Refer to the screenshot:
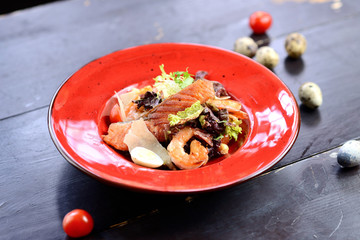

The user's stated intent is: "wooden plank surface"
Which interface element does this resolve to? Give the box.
[1,0,359,118]
[1,0,360,239]
[1,0,360,166]
[273,12,360,166]
[1,107,359,239]
[101,147,360,240]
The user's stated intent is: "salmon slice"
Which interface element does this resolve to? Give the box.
[102,121,132,151]
[143,79,215,142]
[102,79,215,151]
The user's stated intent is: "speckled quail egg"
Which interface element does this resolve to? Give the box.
[255,46,279,69]
[234,37,258,58]
[298,82,322,109]
[337,140,360,168]
[285,33,307,58]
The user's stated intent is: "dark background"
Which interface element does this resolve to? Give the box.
[0,0,61,14]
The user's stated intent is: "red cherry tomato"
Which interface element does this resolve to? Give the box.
[63,209,94,238]
[249,11,272,34]
[110,104,122,123]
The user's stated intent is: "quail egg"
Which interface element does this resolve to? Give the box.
[130,147,164,168]
[337,140,360,168]
[298,82,322,109]
[255,46,279,69]
[285,33,307,58]
[234,37,258,58]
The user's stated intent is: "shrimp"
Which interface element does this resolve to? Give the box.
[167,127,210,170]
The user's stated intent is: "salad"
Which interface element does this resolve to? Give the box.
[102,65,248,170]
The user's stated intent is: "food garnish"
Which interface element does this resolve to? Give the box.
[168,101,204,126]
[133,91,162,110]
[224,116,243,141]
[130,147,164,168]
[153,64,194,98]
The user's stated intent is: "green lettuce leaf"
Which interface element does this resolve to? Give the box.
[168,101,204,126]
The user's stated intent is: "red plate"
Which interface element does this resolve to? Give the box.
[48,43,300,193]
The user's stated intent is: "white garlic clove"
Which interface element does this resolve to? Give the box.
[298,82,323,109]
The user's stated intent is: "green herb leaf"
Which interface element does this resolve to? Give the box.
[173,69,194,89]
[214,134,224,141]
[153,65,194,98]
[225,118,242,141]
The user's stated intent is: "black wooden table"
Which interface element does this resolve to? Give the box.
[1,0,360,239]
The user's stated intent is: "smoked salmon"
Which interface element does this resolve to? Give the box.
[102,121,132,151]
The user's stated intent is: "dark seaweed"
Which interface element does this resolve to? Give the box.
[200,106,226,135]
[217,109,229,122]
[133,91,162,110]
[200,106,231,158]
[213,81,229,97]
[208,138,222,159]
[195,70,209,80]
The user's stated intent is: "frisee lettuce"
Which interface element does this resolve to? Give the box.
[153,64,194,99]
[225,117,242,141]
[214,117,242,141]
[153,80,180,99]
[173,70,194,89]
[168,101,204,126]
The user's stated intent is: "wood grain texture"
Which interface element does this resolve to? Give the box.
[271,12,360,167]
[1,0,360,239]
[1,0,359,168]
[1,0,359,119]
[100,147,360,240]
[1,107,359,239]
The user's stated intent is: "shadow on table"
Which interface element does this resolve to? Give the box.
[56,163,239,236]
[336,165,360,178]
[249,33,271,48]
[55,159,318,239]
[284,57,305,76]
[299,104,322,127]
